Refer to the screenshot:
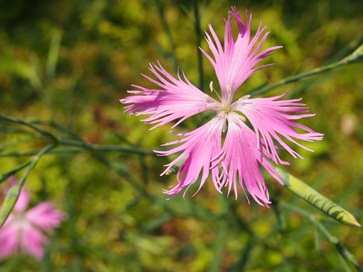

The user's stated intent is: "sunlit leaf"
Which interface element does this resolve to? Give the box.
[0,183,21,227]
[277,168,361,227]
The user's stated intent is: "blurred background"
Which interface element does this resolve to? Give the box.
[0,0,362,271]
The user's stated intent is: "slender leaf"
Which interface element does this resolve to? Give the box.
[0,144,55,227]
[277,168,360,227]
[0,184,21,226]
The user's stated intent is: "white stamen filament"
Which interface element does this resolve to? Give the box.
[209,81,223,101]
[207,82,248,131]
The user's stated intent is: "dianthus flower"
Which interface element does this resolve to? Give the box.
[0,178,67,260]
[120,7,323,206]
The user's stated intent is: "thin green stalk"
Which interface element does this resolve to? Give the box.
[46,30,62,81]
[0,144,153,157]
[250,44,363,96]
[32,119,153,154]
[0,149,82,157]
[193,0,204,90]
[71,142,148,195]
[154,0,179,69]
[0,115,153,156]
[0,136,36,149]
[280,201,362,272]
[58,139,153,155]
[228,199,255,236]
[209,224,226,272]
[328,36,363,63]
[0,114,58,143]
[0,161,32,183]
[230,239,254,272]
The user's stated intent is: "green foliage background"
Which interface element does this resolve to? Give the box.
[0,0,362,271]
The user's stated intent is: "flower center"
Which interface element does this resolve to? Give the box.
[206,82,250,129]
[208,81,232,113]
[9,211,31,232]
[220,104,231,114]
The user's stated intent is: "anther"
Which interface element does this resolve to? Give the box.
[209,81,215,93]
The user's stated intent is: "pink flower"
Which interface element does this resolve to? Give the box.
[0,178,67,260]
[120,7,323,206]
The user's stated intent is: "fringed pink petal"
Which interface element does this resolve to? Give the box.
[201,6,282,101]
[120,62,217,129]
[20,225,47,260]
[0,181,66,260]
[234,93,324,164]
[156,116,225,198]
[26,202,67,233]
[218,112,283,206]
[0,223,19,259]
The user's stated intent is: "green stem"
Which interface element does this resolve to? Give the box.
[0,149,82,157]
[193,0,204,90]
[0,144,153,157]
[1,114,153,156]
[0,114,58,143]
[250,44,363,96]
[0,161,32,183]
[280,201,362,272]
[46,30,62,81]
[58,139,153,155]
[154,0,178,69]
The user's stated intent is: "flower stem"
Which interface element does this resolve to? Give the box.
[250,44,363,96]
[279,201,362,271]
[193,0,204,90]
[0,114,58,143]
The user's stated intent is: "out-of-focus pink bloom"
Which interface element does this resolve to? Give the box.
[120,7,323,206]
[0,178,67,260]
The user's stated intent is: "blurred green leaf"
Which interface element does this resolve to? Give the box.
[46,30,62,81]
[0,144,55,227]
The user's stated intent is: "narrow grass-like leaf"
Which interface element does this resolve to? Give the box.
[209,224,226,272]
[0,161,31,184]
[277,168,360,227]
[0,144,55,227]
[343,44,363,64]
[164,156,187,176]
[0,114,58,142]
[0,183,22,227]
[230,238,254,272]
[46,30,62,81]
[250,42,363,96]
[271,201,286,233]
[280,201,362,271]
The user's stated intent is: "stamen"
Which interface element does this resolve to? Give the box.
[209,81,223,101]
[230,94,251,113]
[238,95,251,103]
[207,102,220,109]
